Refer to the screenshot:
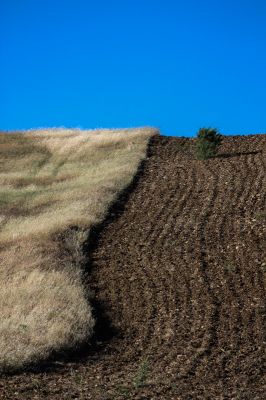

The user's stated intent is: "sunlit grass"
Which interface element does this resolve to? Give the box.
[0,127,157,371]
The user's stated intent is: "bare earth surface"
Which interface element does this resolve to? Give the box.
[1,135,266,399]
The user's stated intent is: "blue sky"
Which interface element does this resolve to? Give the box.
[1,0,266,136]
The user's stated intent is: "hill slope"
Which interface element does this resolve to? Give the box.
[1,134,265,399]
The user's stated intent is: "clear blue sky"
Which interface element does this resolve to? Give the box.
[1,0,265,136]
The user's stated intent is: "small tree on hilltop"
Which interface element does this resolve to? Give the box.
[195,127,222,160]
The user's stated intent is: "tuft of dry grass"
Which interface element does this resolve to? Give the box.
[0,127,157,372]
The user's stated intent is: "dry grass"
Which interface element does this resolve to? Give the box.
[0,127,157,372]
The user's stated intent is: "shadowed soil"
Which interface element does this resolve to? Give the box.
[0,134,266,399]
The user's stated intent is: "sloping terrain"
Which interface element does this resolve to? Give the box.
[0,127,155,372]
[0,134,265,399]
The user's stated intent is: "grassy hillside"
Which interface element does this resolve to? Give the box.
[0,127,157,371]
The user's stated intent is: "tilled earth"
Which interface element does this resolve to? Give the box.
[1,135,266,399]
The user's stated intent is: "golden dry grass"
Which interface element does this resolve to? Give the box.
[0,127,157,371]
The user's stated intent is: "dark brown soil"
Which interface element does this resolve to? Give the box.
[1,134,266,399]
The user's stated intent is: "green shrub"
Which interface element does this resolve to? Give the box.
[133,358,149,388]
[195,127,222,160]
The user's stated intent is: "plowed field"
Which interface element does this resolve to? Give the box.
[1,134,265,399]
